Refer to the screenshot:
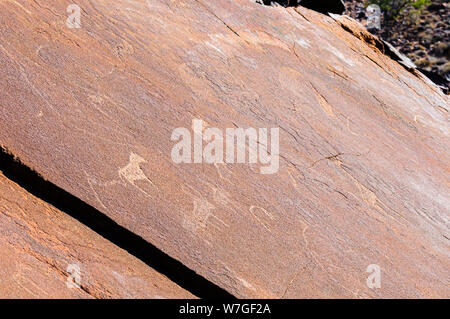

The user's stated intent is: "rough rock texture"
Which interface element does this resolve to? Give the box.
[0,172,194,298]
[0,0,449,298]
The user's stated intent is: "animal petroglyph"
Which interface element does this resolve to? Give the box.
[118,152,159,196]
[85,152,158,208]
[119,153,148,184]
[181,185,229,234]
[183,197,229,233]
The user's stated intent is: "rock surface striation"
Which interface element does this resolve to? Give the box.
[0,0,448,298]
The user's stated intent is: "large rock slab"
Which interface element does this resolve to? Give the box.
[0,172,194,298]
[0,0,448,297]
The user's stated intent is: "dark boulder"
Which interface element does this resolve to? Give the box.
[260,0,345,14]
[300,0,345,14]
[427,3,446,12]
[418,68,450,93]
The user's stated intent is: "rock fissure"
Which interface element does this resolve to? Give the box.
[0,146,234,299]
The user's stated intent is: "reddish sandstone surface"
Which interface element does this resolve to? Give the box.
[0,0,448,298]
[0,172,194,298]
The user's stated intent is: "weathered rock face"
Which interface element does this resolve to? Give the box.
[0,172,194,298]
[0,0,448,298]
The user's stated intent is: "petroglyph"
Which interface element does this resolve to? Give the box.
[85,152,159,206]
[184,198,214,232]
[181,185,229,234]
[213,162,234,182]
[212,187,231,206]
[119,153,147,184]
[119,153,157,190]
[86,175,109,210]
[249,205,275,232]
[183,197,229,233]
[332,161,408,226]
[84,169,126,210]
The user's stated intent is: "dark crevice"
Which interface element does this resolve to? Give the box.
[298,0,345,14]
[259,0,345,14]
[0,146,235,299]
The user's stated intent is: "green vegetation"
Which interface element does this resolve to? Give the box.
[366,0,431,21]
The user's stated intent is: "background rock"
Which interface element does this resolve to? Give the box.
[344,0,449,87]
